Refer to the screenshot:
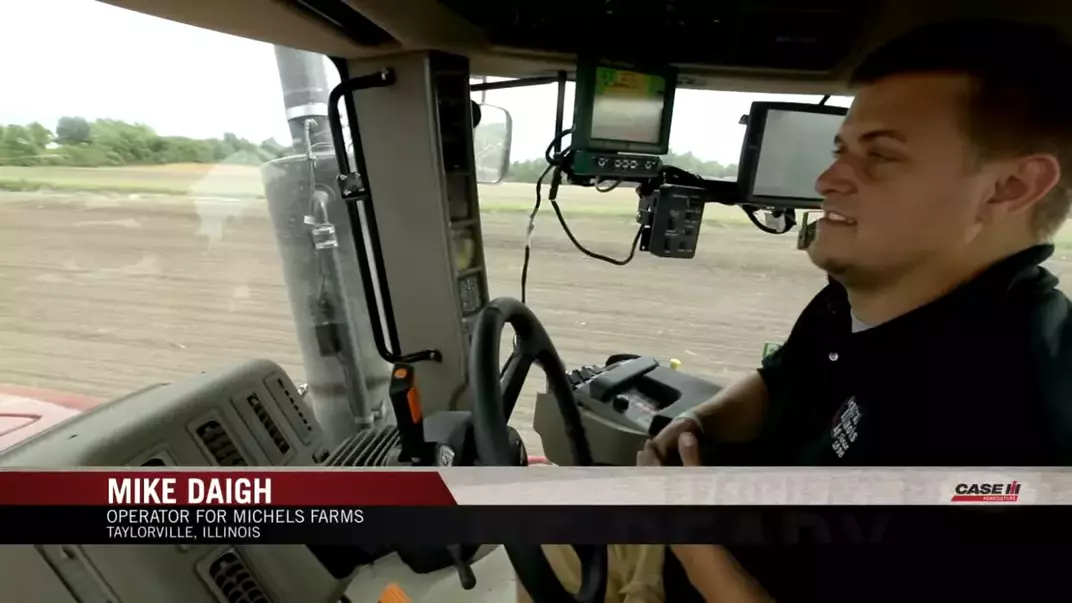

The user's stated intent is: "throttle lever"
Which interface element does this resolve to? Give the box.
[388,364,428,464]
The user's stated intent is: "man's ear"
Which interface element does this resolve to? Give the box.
[981,154,1061,222]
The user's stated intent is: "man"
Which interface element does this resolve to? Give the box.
[522,19,1072,603]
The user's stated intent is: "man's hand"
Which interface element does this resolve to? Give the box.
[642,415,705,466]
[645,371,770,464]
[638,432,773,603]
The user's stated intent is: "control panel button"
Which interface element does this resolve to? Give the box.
[612,395,630,411]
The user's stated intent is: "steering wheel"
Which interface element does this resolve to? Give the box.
[469,297,608,603]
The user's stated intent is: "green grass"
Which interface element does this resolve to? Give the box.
[0,178,266,198]
[0,165,264,197]
[3,164,1072,246]
[0,164,753,224]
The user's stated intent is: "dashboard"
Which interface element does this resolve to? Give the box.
[0,360,349,603]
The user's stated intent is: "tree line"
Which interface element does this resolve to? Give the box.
[0,116,737,182]
[0,117,288,167]
[505,151,738,184]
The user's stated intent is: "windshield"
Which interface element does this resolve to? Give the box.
[3,1,1072,456]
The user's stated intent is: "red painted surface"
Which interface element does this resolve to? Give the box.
[0,385,103,452]
[0,384,101,411]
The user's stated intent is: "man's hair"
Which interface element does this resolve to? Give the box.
[851,20,1072,239]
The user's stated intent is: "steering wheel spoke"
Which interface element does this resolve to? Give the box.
[500,352,533,420]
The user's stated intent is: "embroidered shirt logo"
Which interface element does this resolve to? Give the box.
[831,396,862,458]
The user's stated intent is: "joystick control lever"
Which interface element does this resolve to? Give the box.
[388,364,428,464]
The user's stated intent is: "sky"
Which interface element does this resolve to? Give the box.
[1,0,852,164]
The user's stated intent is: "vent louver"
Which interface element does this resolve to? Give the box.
[245,393,290,455]
[325,426,400,467]
[195,421,247,467]
[274,377,314,442]
[208,550,271,603]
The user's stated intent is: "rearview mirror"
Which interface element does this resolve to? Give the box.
[474,104,512,184]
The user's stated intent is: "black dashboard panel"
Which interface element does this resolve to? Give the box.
[439,0,875,71]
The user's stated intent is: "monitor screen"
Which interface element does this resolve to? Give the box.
[589,66,669,147]
[751,109,846,200]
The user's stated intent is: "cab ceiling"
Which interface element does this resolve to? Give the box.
[102,0,1070,94]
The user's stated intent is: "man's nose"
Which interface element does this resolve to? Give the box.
[815,158,855,198]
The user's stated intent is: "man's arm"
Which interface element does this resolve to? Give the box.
[670,545,773,603]
[648,368,775,462]
[687,293,816,446]
[691,370,771,443]
[644,434,773,603]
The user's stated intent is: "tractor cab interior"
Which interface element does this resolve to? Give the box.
[1,1,1068,602]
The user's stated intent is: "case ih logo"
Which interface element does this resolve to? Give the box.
[951,481,1022,502]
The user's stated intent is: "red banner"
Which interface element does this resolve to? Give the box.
[0,470,456,506]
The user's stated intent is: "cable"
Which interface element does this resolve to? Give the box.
[519,127,575,307]
[503,162,554,379]
[549,198,644,265]
[594,178,621,192]
[545,128,574,165]
[521,163,555,305]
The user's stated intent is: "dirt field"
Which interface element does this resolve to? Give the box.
[3,179,1072,453]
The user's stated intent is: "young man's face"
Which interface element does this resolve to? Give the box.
[808,73,997,288]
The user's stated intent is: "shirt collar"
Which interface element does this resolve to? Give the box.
[827,244,1057,333]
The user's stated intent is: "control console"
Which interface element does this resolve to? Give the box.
[638,184,707,258]
[535,355,722,466]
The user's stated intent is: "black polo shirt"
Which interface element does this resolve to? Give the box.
[664,244,1072,602]
[752,242,1072,466]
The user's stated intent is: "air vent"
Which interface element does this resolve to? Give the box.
[265,375,315,445]
[245,393,290,455]
[195,421,247,467]
[325,426,400,467]
[208,550,271,603]
[130,448,177,467]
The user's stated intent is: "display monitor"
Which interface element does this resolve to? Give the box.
[737,102,848,209]
[572,60,676,155]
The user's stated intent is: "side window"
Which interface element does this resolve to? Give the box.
[0,1,336,402]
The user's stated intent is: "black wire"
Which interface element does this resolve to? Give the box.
[520,126,570,306]
[521,163,555,306]
[545,128,574,165]
[504,162,555,379]
[594,178,621,192]
[549,197,644,265]
[506,127,643,378]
